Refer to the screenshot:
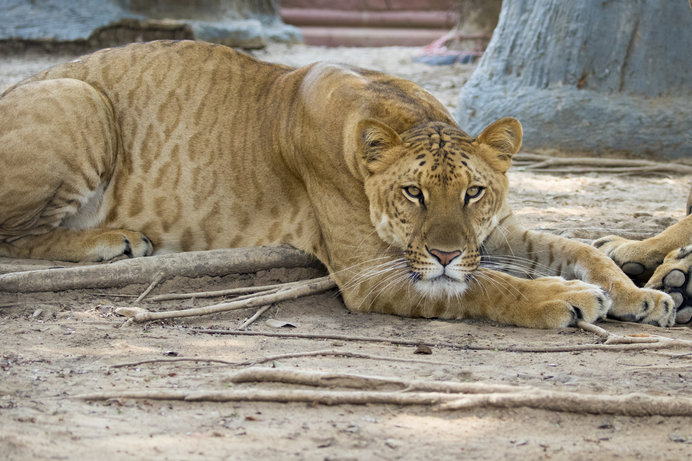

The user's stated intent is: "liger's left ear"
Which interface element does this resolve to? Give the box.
[476,117,522,173]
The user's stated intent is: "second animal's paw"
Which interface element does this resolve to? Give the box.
[645,245,692,325]
[593,235,666,285]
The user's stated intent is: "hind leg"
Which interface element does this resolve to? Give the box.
[594,184,692,325]
[593,214,692,286]
[0,78,153,262]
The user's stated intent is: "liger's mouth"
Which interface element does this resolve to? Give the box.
[411,272,470,298]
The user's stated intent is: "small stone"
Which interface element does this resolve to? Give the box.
[385,438,402,449]
[414,344,433,355]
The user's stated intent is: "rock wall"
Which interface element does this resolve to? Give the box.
[1,0,302,52]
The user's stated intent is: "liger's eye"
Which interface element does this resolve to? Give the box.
[403,185,424,202]
[465,186,485,202]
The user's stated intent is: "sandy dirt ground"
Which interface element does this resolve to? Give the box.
[1,44,691,460]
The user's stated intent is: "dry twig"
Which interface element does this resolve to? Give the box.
[238,304,274,330]
[191,323,692,353]
[119,276,336,323]
[147,279,310,302]
[110,349,463,369]
[135,272,164,302]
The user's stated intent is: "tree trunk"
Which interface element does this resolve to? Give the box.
[456,0,692,159]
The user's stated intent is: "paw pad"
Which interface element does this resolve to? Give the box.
[658,268,692,325]
[622,262,646,277]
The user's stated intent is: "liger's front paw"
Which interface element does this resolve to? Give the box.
[645,245,692,325]
[529,278,610,328]
[593,235,665,285]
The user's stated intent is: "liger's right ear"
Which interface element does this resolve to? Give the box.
[356,119,403,174]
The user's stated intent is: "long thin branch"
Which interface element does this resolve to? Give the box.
[78,368,692,416]
[110,349,464,369]
[0,246,322,292]
[225,368,523,394]
[148,280,300,302]
[191,325,692,353]
[515,152,692,170]
[78,388,692,416]
[438,390,692,415]
[78,388,457,406]
[513,152,692,175]
[121,276,336,323]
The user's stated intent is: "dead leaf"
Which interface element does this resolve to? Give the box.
[265,319,297,328]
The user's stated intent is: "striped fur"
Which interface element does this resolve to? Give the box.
[0,41,675,327]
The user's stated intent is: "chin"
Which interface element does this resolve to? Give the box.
[413,275,468,299]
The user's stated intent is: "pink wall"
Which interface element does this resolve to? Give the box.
[280,0,460,46]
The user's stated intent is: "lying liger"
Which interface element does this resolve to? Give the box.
[0,41,676,328]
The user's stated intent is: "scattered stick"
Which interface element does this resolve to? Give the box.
[110,349,464,370]
[238,304,274,330]
[110,357,240,368]
[147,279,310,302]
[78,368,692,416]
[513,152,692,175]
[238,349,461,367]
[575,320,611,340]
[576,320,687,346]
[120,276,336,323]
[191,324,692,353]
[135,272,164,302]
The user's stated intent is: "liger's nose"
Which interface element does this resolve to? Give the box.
[428,248,462,267]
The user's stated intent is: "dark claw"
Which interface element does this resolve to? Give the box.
[571,305,584,321]
[593,238,612,249]
[123,238,133,258]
